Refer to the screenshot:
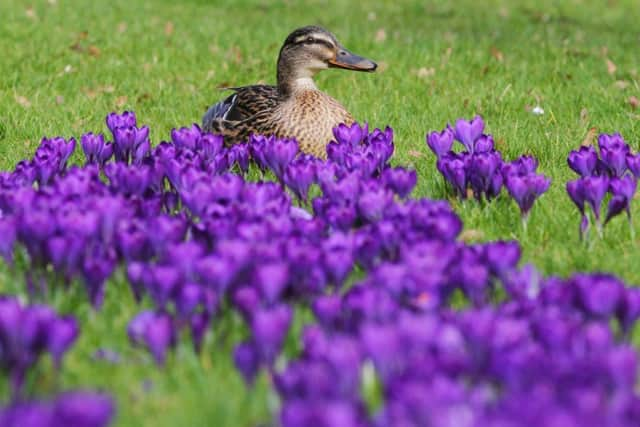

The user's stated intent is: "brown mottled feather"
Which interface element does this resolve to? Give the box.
[224,85,278,121]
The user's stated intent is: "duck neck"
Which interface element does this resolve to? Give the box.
[277,61,318,98]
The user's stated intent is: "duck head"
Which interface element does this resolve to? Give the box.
[277,26,377,96]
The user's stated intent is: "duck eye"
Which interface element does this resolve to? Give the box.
[305,37,315,44]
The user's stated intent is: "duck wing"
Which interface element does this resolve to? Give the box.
[202,85,278,126]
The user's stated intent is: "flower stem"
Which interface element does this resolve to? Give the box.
[595,219,603,239]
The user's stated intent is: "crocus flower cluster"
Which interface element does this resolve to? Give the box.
[274,263,640,427]
[0,297,114,426]
[2,112,640,427]
[0,296,78,396]
[0,391,114,427]
[566,133,638,238]
[427,116,550,221]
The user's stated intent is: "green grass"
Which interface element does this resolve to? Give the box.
[1,0,640,425]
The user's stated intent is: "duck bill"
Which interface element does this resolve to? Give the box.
[328,47,377,72]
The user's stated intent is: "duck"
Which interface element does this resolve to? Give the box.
[202,26,377,158]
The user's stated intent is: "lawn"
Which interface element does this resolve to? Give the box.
[1,0,640,425]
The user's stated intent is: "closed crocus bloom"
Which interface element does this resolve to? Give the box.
[311,295,343,329]
[597,132,625,151]
[229,143,250,173]
[199,133,224,161]
[322,232,355,286]
[567,146,598,177]
[255,261,290,304]
[617,288,640,334]
[566,178,590,237]
[189,311,210,353]
[505,173,551,219]
[582,175,609,222]
[264,138,299,181]
[233,341,260,385]
[483,240,521,278]
[128,310,175,365]
[47,316,79,368]
[284,157,317,202]
[624,152,640,180]
[251,304,293,365]
[106,110,137,133]
[474,134,494,153]
[112,127,137,160]
[170,124,202,150]
[381,167,417,199]
[468,152,502,199]
[437,154,467,197]
[0,217,16,263]
[574,274,624,318]
[113,126,149,163]
[600,140,629,177]
[605,174,637,224]
[426,126,454,157]
[357,184,393,222]
[332,122,368,146]
[81,132,110,164]
[454,115,484,152]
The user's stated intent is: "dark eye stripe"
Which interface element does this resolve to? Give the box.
[295,37,334,49]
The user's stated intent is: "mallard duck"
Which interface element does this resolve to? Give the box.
[202,26,377,158]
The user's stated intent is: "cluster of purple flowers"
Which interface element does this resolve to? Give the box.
[0,391,114,427]
[566,133,638,238]
[0,297,114,427]
[427,116,550,221]
[1,111,640,426]
[0,296,78,396]
[275,267,640,426]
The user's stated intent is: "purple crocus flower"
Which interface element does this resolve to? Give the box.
[426,126,454,157]
[112,126,150,163]
[81,133,113,165]
[437,153,467,197]
[504,173,551,219]
[47,316,79,368]
[0,218,16,263]
[333,122,368,146]
[600,139,630,177]
[171,124,202,151]
[502,155,539,177]
[626,153,640,179]
[483,240,521,279]
[605,175,637,224]
[200,133,224,161]
[229,143,250,173]
[574,274,624,318]
[467,151,502,200]
[381,167,417,198]
[233,341,260,385]
[474,134,494,153]
[106,111,137,132]
[454,115,484,152]
[263,138,299,181]
[566,178,590,238]
[567,146,598,177]
[251,304,293,365]
[255,261,290,304]
[582,175,610,223]
[128,310,175,365]
[284,157,317,202]
[597,132,625,151]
